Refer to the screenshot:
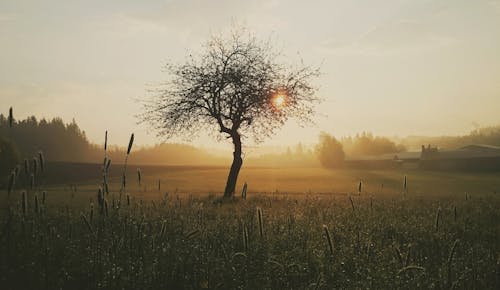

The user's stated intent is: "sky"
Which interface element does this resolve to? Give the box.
[1,0,500,151]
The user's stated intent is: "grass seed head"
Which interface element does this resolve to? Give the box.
[242,182,248,199]
[257,207,263,238]
[24,159,29,176]
[32,157,38,176]
[38,152,45,173]
[104,130,108,151]
[21,191,27,215]
[8,107,13,127]
[127,133,134,155]
[34,194,39,214]
[7,170,15,195]
[30,173,35,190]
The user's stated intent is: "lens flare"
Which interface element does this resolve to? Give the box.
[272,94,286,107]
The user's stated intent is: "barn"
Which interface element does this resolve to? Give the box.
[419,144,500,171]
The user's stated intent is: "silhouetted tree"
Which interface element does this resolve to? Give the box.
[141,29,319,197]
[316,132,345,168]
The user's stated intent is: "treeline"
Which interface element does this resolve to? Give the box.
[245,143,318,167]
[3,111,499,174]
[0,114,410,176]
[341,132,406,156]
[0,114,227,178]
[316,132,405,168]
[0,115,92,162]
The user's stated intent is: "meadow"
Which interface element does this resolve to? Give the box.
[1,163,500,289]
[12,161,500,198]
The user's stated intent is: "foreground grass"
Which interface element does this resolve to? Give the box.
[1,193,499,289]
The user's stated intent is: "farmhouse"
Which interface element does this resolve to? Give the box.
[344,144,500,171]
[419,144,500,171]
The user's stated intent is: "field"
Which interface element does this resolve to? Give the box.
[12,162,500,198]
[1,165,500,289]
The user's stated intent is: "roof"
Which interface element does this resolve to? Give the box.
[348,144,500,161]
[436,144,500,159]
[459,144,500,150]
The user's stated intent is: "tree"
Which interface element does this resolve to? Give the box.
[141,29,319,197]
[316,132,345,168]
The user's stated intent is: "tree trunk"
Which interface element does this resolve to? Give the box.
[224,133,243,198]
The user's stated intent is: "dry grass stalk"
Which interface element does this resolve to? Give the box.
[257,207,263,238]
[447,239,459,287]
[81,214,94,236]
[242,223,249,251]
[435,207,441,232]
[397,265,425,275]
[323,224,334,256]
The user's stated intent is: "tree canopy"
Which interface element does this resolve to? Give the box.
[141,29,320,197]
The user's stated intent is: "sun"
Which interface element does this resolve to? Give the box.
[272,94,286,107]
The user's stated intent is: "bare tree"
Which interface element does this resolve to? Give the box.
[141,29,319,198]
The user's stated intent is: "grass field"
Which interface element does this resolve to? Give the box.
[1,165,500,289]
[7,162,500,202]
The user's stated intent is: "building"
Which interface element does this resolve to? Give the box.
[419,144,500,171]
[344,144,500,171]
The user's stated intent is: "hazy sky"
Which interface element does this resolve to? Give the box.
[1,0,500,150]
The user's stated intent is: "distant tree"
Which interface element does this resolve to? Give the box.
[141,28,319,197]
[315,132,345,168]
